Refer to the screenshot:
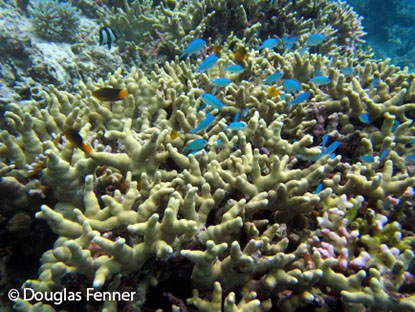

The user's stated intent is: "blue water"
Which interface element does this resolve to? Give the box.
[347,0,415,71]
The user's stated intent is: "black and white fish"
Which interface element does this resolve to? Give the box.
[99,26,116,50]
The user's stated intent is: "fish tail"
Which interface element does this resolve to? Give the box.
[82,143,92,154]
[119,89,129,98]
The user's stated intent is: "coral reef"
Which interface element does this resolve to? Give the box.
[1,0,415,311]
[2,41,415,310]
[29,0,80,42]
[98,0,369,65]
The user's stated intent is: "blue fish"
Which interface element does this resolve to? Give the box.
[185,138,208,152]
[217,138,222,148]
[314,183,323,194]
[359,113,370,124]
[211,77,231,87]
[242,107,250,117]
[306,33,327,46]
[372,77,379,88]
[380,149,390,160]
[299,46,309,56]
[288,91,310,105]
[224,64,244,73]
[282,79,301,93]
[196,55,218,72]
[300,141,341,161]
[342,67,354,76]
[180,38,206,58]
[188,149,206,155]
[310,76,330,86]
[200,93,225,110]
[391,120,400,132]
[259,38,279,50]
[320,141,340,159]
[99,26,116,50]
[359,155,375,163]
[404,154,415,162]
[282,36,298,48]
[189,113,215,134]
[264,72,284,84]
[225,121,247,131]
[234,112,240,122]
[321,134,329,147]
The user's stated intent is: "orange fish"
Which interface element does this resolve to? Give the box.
[233,47,248,63]
[92,88,129,101]
[170,129,179,140]
[211,44,223,53]
[268,86,280,97]
[64,128,92,154]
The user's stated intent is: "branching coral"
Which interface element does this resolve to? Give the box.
[2,1,415,311]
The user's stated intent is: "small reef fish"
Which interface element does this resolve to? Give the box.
[99,26,116,50]
[321,134,329,147]
[200,93,225,110]
[211,44,223,53]
[259,38,279,50]
[282,79,301,93]
[185,138,208,153]
[64,128,91,154]
[391,120,400,132]
[211,77,231,87]
[189,113,215,133]
[170,129,179,140]
[233,47,248,62]
[404,154,415,162]
[225,121,247,131]
[342,67,354,76]
[217,138,222,148]
[234,112,240,122]
[282,36,298,48]
[301,141,340,161]
[306,33,327,46]
[242,107,250,117]
[310,75,330,86]
[314,183,323,194]
[372,77,379,88]
[92,88,129,101]
[180,38,206,58]
[268,86,280,97]
[319,141,340,159]
[380,149,390,160]
[288,91,310,105]
[359,155,375,163]
[224,64,244,73]
[359,113,370,124]
[196,55,219,72]
[264,72,283,84]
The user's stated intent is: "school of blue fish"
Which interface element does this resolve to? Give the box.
[177,34,395,170]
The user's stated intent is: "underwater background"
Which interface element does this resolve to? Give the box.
[1,0,415,311]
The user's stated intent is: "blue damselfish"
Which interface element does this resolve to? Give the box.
[180,38,206,58]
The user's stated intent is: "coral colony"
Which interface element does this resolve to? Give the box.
[1,0,415,311]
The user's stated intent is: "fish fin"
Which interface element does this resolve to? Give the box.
[82,143,92,154]
[99,28,104,46]
[119,89,129,98]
